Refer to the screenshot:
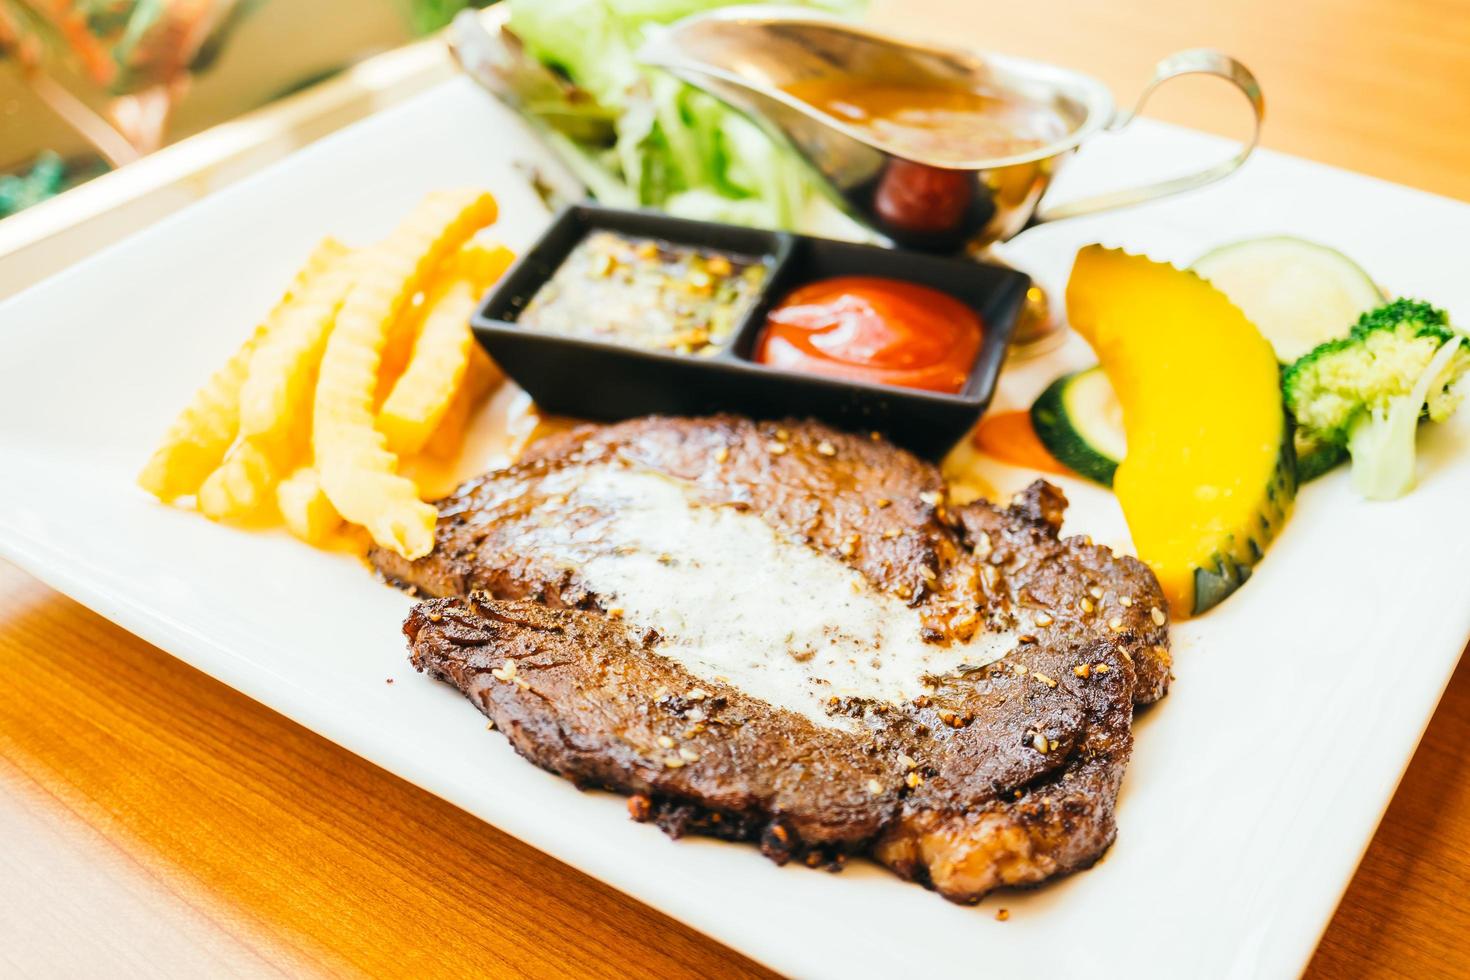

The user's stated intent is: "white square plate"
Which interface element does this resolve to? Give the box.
[1,77,1467,978]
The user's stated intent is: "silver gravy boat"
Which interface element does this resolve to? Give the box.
[636,6,1264,345]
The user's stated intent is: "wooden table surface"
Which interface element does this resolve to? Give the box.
[4,1,1469,976]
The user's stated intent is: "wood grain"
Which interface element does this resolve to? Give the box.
[0,560,773,979]
[870,0,1470,203]
[1304,651,1470,980]
[3,1,1469,976]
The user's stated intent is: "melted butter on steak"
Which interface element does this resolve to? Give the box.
[488,464,1014,727]
[375,416,1174,902]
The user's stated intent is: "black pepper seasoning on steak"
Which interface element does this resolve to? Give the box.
[376,416,1172,902]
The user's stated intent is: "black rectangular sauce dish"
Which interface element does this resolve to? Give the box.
[472,204,1029,460]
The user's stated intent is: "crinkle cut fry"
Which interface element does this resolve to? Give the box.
[198,252,359,520]
[378,243,514,456]
[314,189,497,559]
[136,237,348,501]
[277,466,341,544]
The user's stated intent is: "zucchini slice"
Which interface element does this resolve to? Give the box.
[1030,367,1125,486]
[1192,236,1384,362]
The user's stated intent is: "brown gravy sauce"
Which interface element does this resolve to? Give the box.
[780,76,1072,164]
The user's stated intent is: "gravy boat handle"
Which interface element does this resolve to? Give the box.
[1033,49,1264,223]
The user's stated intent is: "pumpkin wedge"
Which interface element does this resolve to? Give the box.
[1065,245,1295,616]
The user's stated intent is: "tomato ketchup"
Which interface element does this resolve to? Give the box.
[754,276,982,394]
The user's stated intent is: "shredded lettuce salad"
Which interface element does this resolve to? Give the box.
[505,0,866,233]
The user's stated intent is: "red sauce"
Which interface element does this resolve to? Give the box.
[754,276,982,394]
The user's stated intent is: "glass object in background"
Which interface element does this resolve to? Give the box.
[1,1,258,161]
[0,0,492,219]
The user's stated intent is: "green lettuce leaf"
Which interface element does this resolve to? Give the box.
[505,0,867,233]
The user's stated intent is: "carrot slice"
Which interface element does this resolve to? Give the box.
[972,411,1072,476]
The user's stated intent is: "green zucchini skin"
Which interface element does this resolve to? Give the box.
[1030,368,1122,486]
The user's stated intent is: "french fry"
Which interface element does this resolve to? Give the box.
[314,189,498,559]
[448,243,515,291]
[375,243,514,406]
[137,237,347,501]
[196,423,308,521]
[422,342,502,460]
[277,467,342,544]
[137,343,256,502]
[378,298,426,404]
[383,243,513,456]
[239,251,358,441]
[197,253,358,521]
[378,280,478,456]
[419,384,469,462]
[197,438,281,520]
[466,340,504,394]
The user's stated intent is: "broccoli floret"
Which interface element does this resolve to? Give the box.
[1283,298,1469,499]
[1293,431,1348,483]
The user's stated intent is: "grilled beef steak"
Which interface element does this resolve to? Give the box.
[376,416,1171,902]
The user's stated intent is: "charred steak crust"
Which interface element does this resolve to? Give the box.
[376,416,1173,902]
[953,482,1173,706]
[407,594,1139,902]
